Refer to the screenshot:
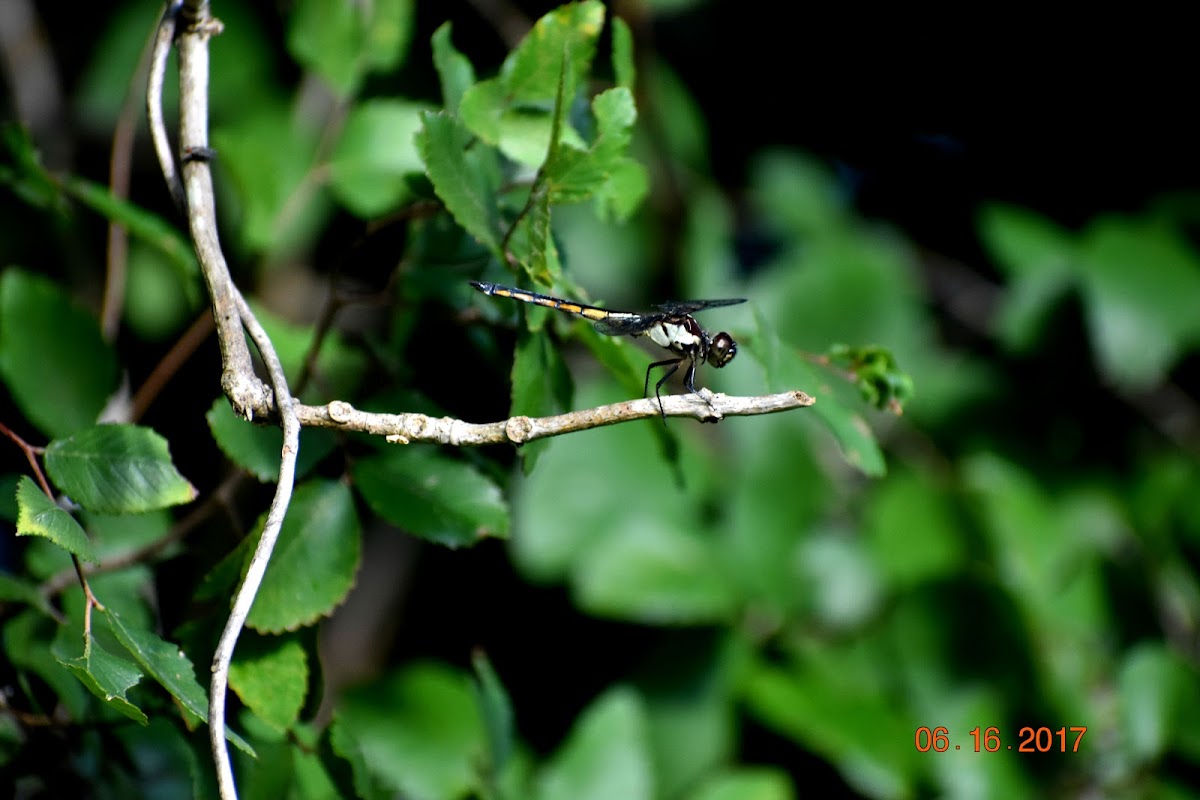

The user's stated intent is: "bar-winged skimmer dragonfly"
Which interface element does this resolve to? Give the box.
[470,281,745,420]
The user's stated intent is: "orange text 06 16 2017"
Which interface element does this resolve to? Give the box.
[914,726,1087,753]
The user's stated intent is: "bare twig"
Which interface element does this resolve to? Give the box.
[295,390,814,445]
[208,288,300,800]
[157,0,272,422]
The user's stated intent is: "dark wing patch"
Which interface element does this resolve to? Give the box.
[593,313,661,336]
[655,298,746,314]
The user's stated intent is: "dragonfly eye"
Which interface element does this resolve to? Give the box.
[709,333,737,367]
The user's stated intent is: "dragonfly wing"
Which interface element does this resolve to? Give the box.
[655,298,747,314]
[593,313,660,336]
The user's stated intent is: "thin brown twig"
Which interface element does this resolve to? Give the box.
[131,310,215,421]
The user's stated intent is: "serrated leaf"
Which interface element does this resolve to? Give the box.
[206,399,336,482]
[353,448,509,547]
[0,269,119,438]
[330,100,429,217]
[431,23,475,114]
[416,111,502,253]
[229,633,308,733]
[58,633,148,725]
[536,687,653,800]
[44,424,196,513]
[334,663,485,799]
[544,88,637,205]
[501,1,605,105]
[15,475,98,563]
[245,480,360,633]
[104,608,255,756]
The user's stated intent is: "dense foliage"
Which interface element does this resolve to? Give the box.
[2,2,1198,799]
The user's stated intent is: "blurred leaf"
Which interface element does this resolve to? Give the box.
[979,203,1075,280]
[511,328,573,472]
[750,309,886,476]
[611,17,635,90]
[62,176,199,283]
[206,398,336,482]
[15,475,97,563]
[750,150,847,236]
[0,572,56,617]
[57,631,147,725]
[687,769,794,800]
[362,0,414,73]
[330,100,430,217]
[864,470,965,588]
[742,651,918,799]
[45,424,197,513]
[246,480,361,633]
[248,302,367,401]
[0,269,119,438]
[576,522,736,624]
[1077,215,1200,386]
[431,23,475,114]
[212,105,329,254]
[416,111,502,254]
[333,663,485,799]
[4,611,89,719]
[472,651,515,775]
[105,608,255,756]
[287,0,366,97]
[229,633,309,733]
[536,687,653,800]
[1119,643,1200,765]
[123,244,199,341]
[354,447,509,547]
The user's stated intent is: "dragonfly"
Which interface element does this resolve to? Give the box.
[470,280,746,420]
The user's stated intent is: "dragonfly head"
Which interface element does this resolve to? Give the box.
[708,332,737,367]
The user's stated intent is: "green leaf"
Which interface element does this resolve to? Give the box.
[104,608,255,756]
[353,448,509,547]
[246,480,361,633]
[0,269,119,438]
[61,176,199,285]
[688,769,795,800]
[1118,643,1200,765]
[44,424,197,513]
[864,470,965,588]
[416,111,502,253]
[611,17,635,90]
[330,100,429,217]
[510,329,573,472]
[212,105,329,254]
[333,663,485,799]
[287,0,366,97]
[544,88,637,205]
[58,632,148,725]
[229,633,309,733]
[206,398,336,482]
[472,651,515,775]
[501,1,605,105]
[1076,216,1200,386]
[0,572,56,617]
[978,203,1075,280]
[750,309,885,477]
[15,475,98,563]
[431,23,475,114]
[5,610,89,719]
[248,302,368,401]
[536,687,653,800]
[361,0,414,73]
[577,524,736,624]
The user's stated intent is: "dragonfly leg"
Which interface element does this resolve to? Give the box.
[645,358,683,421]
[682,357,716,411]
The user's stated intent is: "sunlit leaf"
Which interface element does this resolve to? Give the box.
[15,475,97,563]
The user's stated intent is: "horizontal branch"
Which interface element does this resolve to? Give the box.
[294,389,814,445]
